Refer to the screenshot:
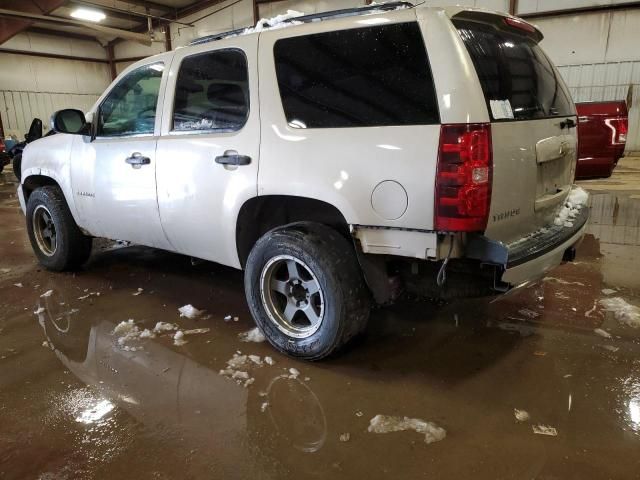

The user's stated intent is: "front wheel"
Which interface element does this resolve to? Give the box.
[26,186,92,271]
[12,153,21,181]
[244,223,370,360]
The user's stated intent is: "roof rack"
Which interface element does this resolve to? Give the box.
[277,2,414,26]
[189,27,247,46]
[188,2,413,47]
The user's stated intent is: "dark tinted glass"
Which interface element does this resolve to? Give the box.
[173,49,249,132]
[273,22,439,128]
[453,16,574,121]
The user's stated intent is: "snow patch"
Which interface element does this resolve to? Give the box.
[239,327,266,343]
[554,187,588,228]
[532,424,558,436]
[183,328,210,335]
[514,409,530,422]
[339,432,351,442]
[40,290,53,298]
[13,283,23,288]
[132,288,144,296]
[154,321,178,333]
[236,10,304,36]
[602,288,617,296]
[368,415,446,444]
[173,330,187,346]
[178,304,204,319]
[543,277,585,286]
[264,356,275,366]
[594,328,612,339]
[34,307,45,315]
[599,297,640,327]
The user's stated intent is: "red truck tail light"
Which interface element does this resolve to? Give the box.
[435,123,492,232]
[605,117,628,145]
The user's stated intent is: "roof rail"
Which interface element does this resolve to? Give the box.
[277,2,414,27]
[188,2,413,47]
[188,27,247,46]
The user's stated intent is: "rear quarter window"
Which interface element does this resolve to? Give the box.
[453,14,574,122]
[273,22,439,128]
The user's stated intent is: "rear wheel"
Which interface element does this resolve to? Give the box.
[26,186,92,271]
[245,223,370,360]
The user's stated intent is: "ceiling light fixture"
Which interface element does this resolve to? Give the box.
[70,8,106,22]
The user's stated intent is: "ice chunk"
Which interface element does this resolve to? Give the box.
[13,283,23,288]
[173,330,187,346]
[261,402,269,412]
[224,315,232,321]
[248,355,262,365]
[113,319,136,335]
[289,367,300,378]
[153,322,177,333]
[264,356,275,366]
[514,409,530,422]
[183,328,210,335]
[368,415,446,444]
[601,288,616,295]
[339,433,351,442]
[132,288,144,296]
[594,328,612,339]
[599,297,640,327]
[40,290,54,298]
[34,307,45,315]
[239,327,266,343]
[139,329,155,339]
[178,304,204,319]
[532,424,558,436]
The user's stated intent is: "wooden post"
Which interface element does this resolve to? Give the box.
[106,44,116,81]
[164,23,172,51]
[253,0,259,24]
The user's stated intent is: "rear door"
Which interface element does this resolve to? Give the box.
[156,37,260,268]
[452,12,577,244]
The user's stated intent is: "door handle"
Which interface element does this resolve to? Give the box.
[215,150,251,166]
[125,152,151,168]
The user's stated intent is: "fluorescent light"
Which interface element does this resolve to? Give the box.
[70,8,106,22]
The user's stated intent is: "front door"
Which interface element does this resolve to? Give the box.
[156,37,260,268]
[72,61,172,249]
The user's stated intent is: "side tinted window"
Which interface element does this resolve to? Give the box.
[273,23,439,129]
[98,63,164,137]
[173,49,249,132]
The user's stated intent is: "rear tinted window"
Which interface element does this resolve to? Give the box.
[273,22,439,128]
[453,15,574,121]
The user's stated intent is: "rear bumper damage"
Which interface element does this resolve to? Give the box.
[467,205,589,288]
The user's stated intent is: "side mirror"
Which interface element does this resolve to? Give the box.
[51,109,89,135]
[26,118,43,142]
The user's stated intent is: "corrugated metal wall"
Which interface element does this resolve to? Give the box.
[0,91,98,140]
[557,62,640,152]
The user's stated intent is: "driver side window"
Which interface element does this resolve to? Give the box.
[98,62,164,137]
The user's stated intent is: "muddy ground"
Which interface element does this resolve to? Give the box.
[1,160,640,479]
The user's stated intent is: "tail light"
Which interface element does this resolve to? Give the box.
[435,123,492,232]
[605,117,628,145]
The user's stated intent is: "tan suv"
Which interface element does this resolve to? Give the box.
[19,3,588,359]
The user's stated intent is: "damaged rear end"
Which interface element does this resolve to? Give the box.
[400,9,589,300]
[449,10,589,288]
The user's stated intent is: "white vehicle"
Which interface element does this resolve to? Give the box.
[18,3,588,359]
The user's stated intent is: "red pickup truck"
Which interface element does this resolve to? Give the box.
[575,101,628,179]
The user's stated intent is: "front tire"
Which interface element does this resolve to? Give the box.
[26,186,92,271]
[12,153,21,181]
[245,223,370,360]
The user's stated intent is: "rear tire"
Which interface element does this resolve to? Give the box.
[26,186,92,271]
[244,222,370,360]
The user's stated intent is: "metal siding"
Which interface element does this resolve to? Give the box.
[0,90,99,138]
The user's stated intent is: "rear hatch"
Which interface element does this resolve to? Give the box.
[451,11,578,245]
